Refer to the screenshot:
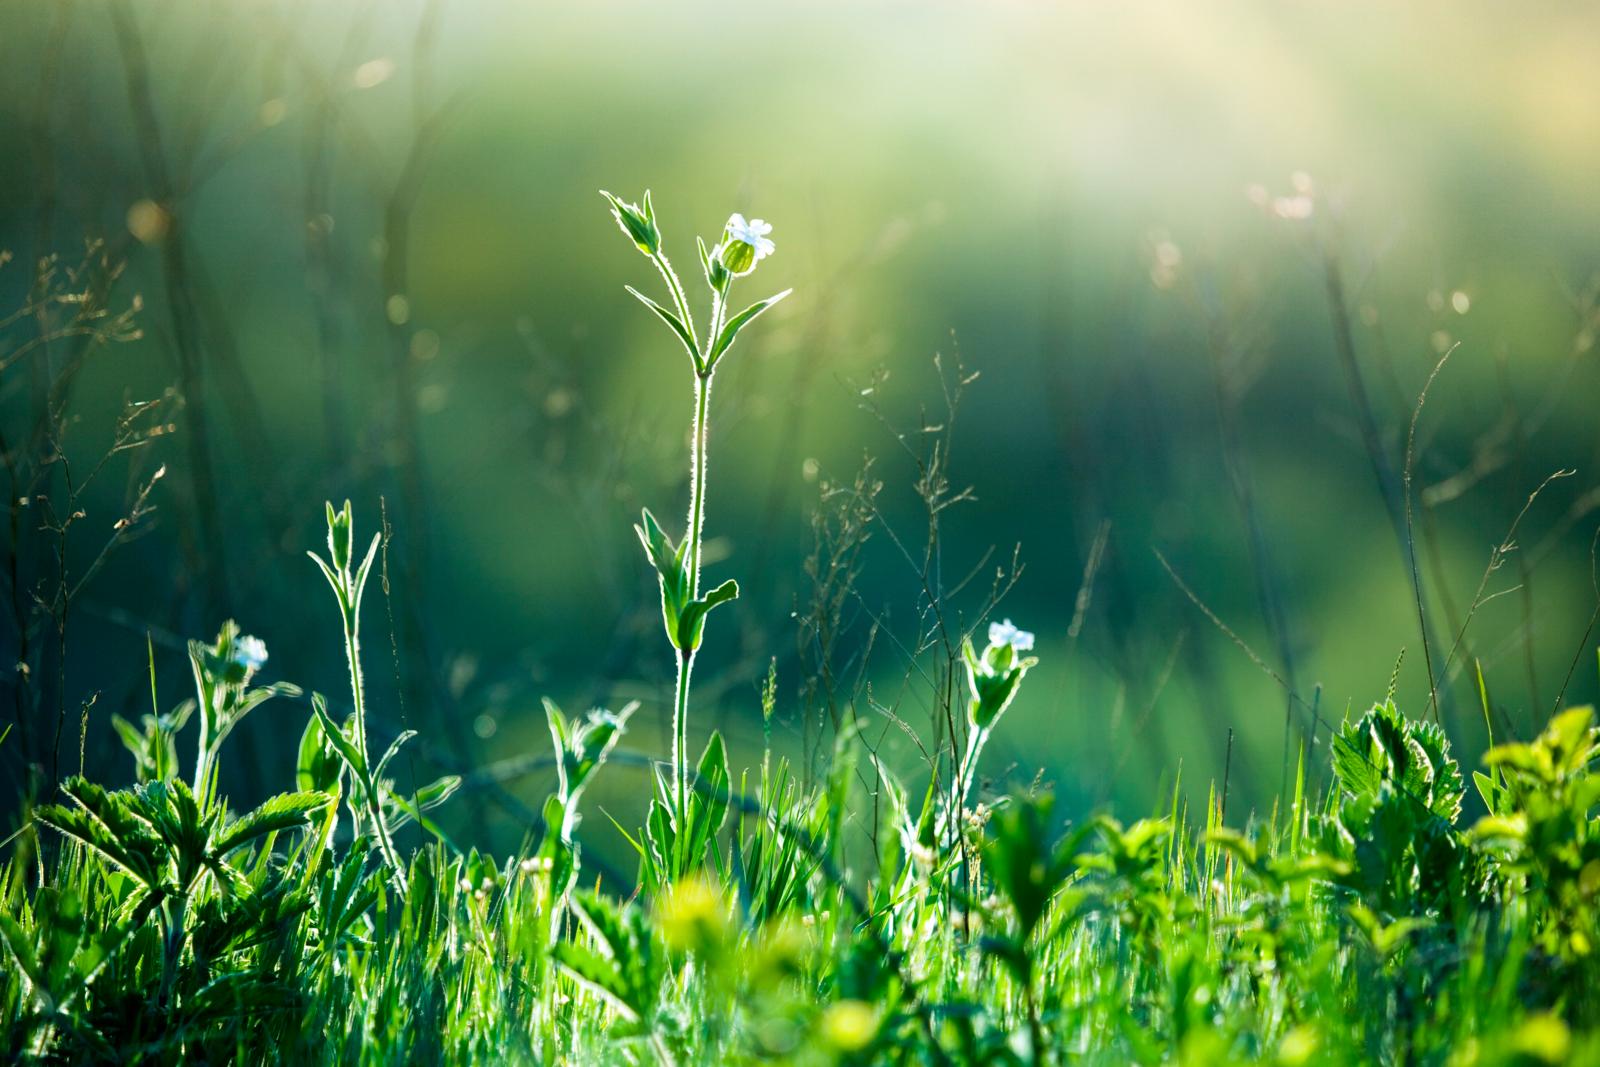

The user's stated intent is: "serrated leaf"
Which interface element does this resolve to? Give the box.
[213,791,332,856]
[551,941,638,1022]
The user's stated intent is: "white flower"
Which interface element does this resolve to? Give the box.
[987,619,1034,652]
[232,635,269,672]
[725,213,775,260]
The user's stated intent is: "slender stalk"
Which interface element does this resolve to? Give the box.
[341,600,407,893]
[654,254,700,354]
[673,650,693,822]
[685,371,713,597]
[667,273,731,817]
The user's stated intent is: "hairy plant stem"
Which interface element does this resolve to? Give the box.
[672,368,715,822]
[666,272,729,824]
[672,649,694,826]
[954,724,990,813]
[342,602,408,893]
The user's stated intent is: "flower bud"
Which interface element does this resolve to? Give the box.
[600,190,660,256]
[326,500,352,572]
[716,239,755,276]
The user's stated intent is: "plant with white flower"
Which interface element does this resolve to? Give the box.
[189,621,300,808]
[954,620,1040,809]
[599,189,791,846]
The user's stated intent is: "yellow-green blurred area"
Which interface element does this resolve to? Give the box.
[3,1,1600,850]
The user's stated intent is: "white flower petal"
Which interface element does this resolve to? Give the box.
[987,619,1034,652]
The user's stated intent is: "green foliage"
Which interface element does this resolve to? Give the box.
[1472,705,1600,962]
[1324,699,1471,914]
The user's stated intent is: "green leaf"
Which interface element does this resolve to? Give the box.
[624,285,698,363]
[636,508,691,649]
[551,941,638,1022]
[372,729,418,783]
[297,712,343,794]
[0,913,42,994]
[213,791,333,856]
[676,578,739,652]
[683,731,732,869]
[412,774,461,811]
[707,289,791,369]
[311,694,366,776]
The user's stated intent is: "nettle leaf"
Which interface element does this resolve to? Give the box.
[1334,701,1462,825]
[214,791,333,857]
[38,778,165,888]
[1409,718,1464,821]
[552,941,638,1023]
[570,888,630,962]
[707,288,791,369]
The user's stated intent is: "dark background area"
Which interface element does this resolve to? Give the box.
[3,1,1599,860]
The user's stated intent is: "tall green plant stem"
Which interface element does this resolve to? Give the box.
[340,593,408,893]
[665,262,729,822]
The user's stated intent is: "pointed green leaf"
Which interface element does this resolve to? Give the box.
[707,288,791,369]
[624,285,698,362]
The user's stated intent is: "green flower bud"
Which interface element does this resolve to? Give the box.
[717,239,755,276]
[714,213,775,278]
[600,189,660,256]
[326,499,353,572]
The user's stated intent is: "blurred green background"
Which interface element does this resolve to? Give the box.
[4,1,1600,854]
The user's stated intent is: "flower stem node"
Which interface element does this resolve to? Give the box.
[634,507,738,652]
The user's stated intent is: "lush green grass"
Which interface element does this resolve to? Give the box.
[3,605,1599,1063]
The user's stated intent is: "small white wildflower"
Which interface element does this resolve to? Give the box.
[458,878,474,892]
[519,857,540,875]
[232,635,269,673]
[987,619,1034,653]
[726,214,774,259]
[716,213,776,276]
